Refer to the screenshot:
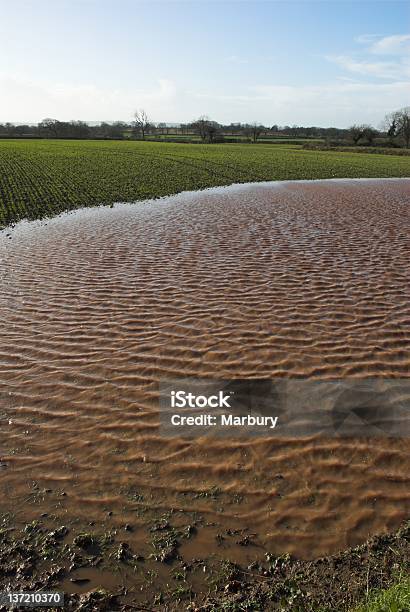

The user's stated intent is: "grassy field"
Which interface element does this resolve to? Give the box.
[1,139,409,227]
[352,574,410,612]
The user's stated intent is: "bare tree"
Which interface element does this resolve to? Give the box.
[246,122,263,143]
[191,115,209,141]
[191,116,220,142]
[383,108,410,147]
[362,125,378,145]
[348,124,367,145]
[39,118,59,138]
[396,107,410,148]
[134,109,150,140]
[382,110,400,145]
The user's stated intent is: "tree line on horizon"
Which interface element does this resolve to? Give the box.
[0,107,408,148]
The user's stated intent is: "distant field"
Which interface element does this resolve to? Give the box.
[1,139,409,226]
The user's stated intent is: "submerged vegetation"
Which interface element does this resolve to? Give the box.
[0,139,410,227]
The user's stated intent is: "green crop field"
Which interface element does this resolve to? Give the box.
[1,139,409,227]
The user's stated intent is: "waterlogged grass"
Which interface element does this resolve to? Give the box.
[1,139,410,226]
[352,574,410,612]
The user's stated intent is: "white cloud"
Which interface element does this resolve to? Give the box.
[2,72,407,127]
[329,33,410,81]
[370,34,410,55]
[0,76,177,122]
[355,34,380,44]
[327,54,410,79]
[224,54,275,65]
[225,55,249,65]
[189,80,410,126]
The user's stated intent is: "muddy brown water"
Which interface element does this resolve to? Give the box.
[0,179,409,568]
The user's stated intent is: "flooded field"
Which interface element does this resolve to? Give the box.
[0,178,409,591]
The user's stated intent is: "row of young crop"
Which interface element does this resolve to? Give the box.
[0,140,409,227]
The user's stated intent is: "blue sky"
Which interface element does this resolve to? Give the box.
[0,0,408,126]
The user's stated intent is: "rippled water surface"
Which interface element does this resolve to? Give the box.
[0,179,409,559]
